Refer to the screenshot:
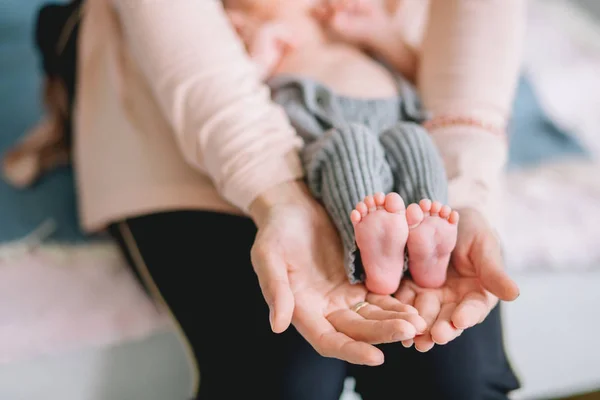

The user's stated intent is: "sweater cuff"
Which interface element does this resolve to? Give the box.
[429,125,508,226]
[221,150,305,213]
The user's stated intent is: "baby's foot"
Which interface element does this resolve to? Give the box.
[351,192,408,295]
[406,200,459,288]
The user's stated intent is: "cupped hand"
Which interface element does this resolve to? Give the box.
[250,182,426,366]
[395,208,520,352]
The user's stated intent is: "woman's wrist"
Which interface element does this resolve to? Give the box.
[248,180,319,227]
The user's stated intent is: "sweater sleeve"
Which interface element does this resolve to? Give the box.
[418,0,526,222]
[112,0,304,212]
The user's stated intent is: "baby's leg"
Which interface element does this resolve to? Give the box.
[303,123,407,295]
[380,122,458,288]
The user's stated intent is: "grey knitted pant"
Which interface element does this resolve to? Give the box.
[269,76,448,282]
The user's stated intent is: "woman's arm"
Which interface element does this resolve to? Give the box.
[112,0,304,213]
[110,1,429,365]
[418,0,526,223]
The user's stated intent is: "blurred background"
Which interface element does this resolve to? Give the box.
[1,0,599,399]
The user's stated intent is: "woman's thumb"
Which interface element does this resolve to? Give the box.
[478,237,520,302]
[251,247,295,333]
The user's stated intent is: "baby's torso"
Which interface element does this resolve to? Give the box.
[270,75,402,134]
[264,11,426,140]
[272,14,399,99]
[276,42,399,99]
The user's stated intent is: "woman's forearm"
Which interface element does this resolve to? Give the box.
[418,0,526,221]
[420,0,526,125]
[112,0,304,212]
[248,180,319,227]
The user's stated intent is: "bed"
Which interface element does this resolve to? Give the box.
[502,1,600,397]
[1,1,599,399]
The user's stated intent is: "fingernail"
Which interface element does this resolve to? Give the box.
[451,318,466,330]
[269,307,274,330]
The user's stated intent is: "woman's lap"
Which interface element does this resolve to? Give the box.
[108,210,518,400]
[349,305,519,400]
[108,211,346,400]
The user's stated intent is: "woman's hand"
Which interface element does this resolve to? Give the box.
[250,181,426,365]
[394,208,520,352]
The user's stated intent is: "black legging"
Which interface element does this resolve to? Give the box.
[108,211,520,400]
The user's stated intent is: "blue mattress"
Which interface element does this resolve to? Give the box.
[0,0,588,243]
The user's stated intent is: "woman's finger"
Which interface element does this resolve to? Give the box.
[366,293,419,314]
[414,291,441,329]
[414,334,435,352]
[250,244,295,334]
[294,307,384,366]
[477,235,520,301]
[412,292,441,352]
[430,303,463,345]
[452,291,496,330]
[394,283,417,306]
[357,304,427,334]
[328,308,418,343]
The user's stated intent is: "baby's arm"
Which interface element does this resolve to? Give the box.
[227,11,295,80]
[318,0,417,80]
[365,7,418,82]
[365,26,417,82]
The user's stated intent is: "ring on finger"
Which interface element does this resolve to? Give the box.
[351,301,369,313]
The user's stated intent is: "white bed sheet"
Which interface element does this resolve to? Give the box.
[1,269,598,400]
[505,270,600,399]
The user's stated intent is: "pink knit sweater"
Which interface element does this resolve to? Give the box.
[75,0,525,232]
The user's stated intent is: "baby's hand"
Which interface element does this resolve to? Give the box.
[227,11,295,79]
[227,10,262,49]
[249,22,296,78]
[314,0,396,48]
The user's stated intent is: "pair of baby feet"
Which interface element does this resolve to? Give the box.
[350,192,459,295]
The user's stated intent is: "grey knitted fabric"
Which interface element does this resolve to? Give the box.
[269,75,402,140]
[302,124,394,281]
[380,123,448,205]
[269,75,447,282]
